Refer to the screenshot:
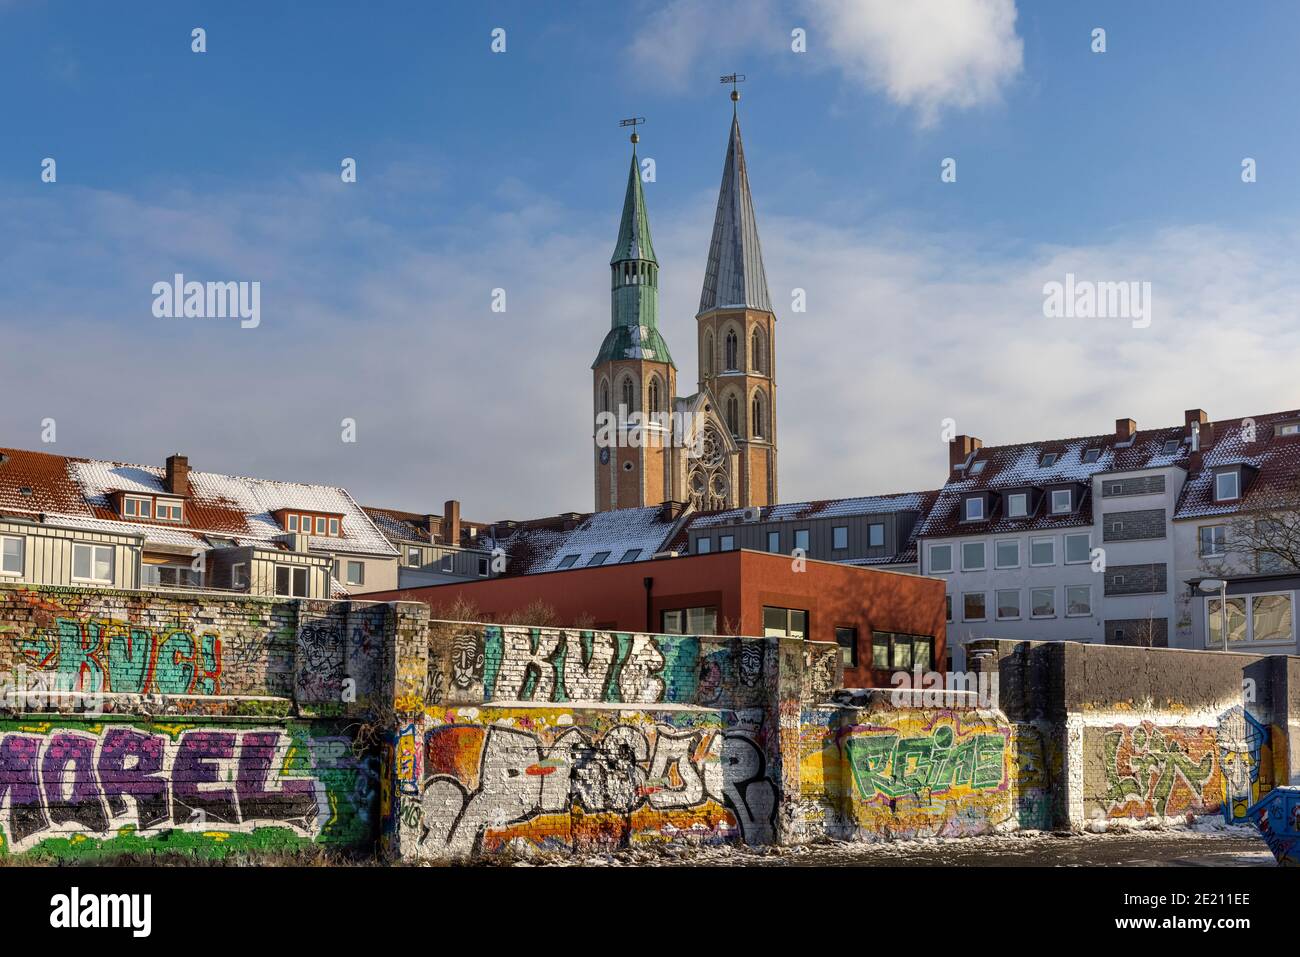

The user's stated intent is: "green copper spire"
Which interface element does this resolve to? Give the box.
[593,144,675,369]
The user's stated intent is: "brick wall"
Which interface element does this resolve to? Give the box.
[1100,475,1166,497]
[1103,562,1168,596]
[1101,508,1166,542]
[0,582,404,860]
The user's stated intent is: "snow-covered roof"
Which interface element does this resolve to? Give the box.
[491,506,683,575]
[0,447,397,558]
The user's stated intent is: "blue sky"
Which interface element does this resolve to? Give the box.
[3,0,1300,517]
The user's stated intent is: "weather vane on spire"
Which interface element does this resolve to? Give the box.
[619,116,646,146]
[720,73,746,104]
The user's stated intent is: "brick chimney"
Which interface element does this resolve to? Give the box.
[948,435,982,480]
[1115,418,1136,443]
[659,500,686,521]
[443,499,461,547]
[1186,409,1214,472]
[164,454,189,496]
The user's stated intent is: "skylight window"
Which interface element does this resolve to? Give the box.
[619,548,642,563]
[587,551,611,566]
[969,460,986,474]
[1040,453,1058,467]
[1162,439,1181,454]
[1082,448,1100,463]
[556,554,579,569]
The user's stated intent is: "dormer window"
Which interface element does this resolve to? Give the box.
[1040,453,1058,467]
[1215,469,1241,502]
[1277,423,1300,436]
[122,496,152,519]
[1051,489,1072,514]
[1082,448,1100,464]
[963,497,984,521]
[1007,492,1028,518]
[288,514,299,532]
[277,509,343,537]
[155,499,183,522]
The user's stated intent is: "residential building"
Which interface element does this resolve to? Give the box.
[0,447,397,598]
[364,548,945,689]
[593,94,778,513]
[677,491,937,572]
[1172,408,1300,654]
[917,416,1195,667]
[363,500,497,587]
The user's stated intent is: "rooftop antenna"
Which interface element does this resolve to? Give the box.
[720,73,746,108]
[619,116,646,146]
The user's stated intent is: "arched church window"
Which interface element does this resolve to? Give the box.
[621,377,634,412]
[726,395,739,437]
[725,330,738,370]
[649,378,661,414]
[752,393,764,438]
[751,328,764,373]
[704,334,714,375]
[601,381,609,413]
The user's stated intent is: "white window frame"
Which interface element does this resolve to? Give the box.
[1066,584,1091,617]
[928,544,953,574]
[1064,532,1091,565]
[0,535,24,577]
[1029,536,1055,567]
[963,497,984,522]
[1205,591,1294,648]
[155,499,183,522]
[1030,587,1056,619]
[1006,493,1028,518]
[995,588,1021,621]
[275,564,309,598]
[994,539,1020,569]
[407,546,421,565]
[345,560,365,586]
[232,562,249,589]
[288,514,299,532]
[329,517,340,536]
[1200,525,1227,558]
[1050,489,1072,514]
[315,516,327,535]
[961,540,986,571]
[123,495,152,519]
[71,542,115,584]
[1215,470,1240,502]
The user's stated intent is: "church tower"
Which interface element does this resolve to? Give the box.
[592,131,678,511]
[696,89,778,507]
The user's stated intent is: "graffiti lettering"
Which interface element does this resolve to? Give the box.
[846,724,1007,799]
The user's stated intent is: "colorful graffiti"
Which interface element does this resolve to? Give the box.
[1249,786,1299,867]
[1091,706,1274,823]
[407,708,776,857]
[0,721,375,858]
[798,710,1017,841]
[20,617,223,695]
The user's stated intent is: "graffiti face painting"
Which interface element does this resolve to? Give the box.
[450,633,485,690]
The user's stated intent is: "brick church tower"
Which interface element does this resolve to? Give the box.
[695,90,778,508]
[591,134,677,511]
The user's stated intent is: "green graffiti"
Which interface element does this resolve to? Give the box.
[846,724,1008,799]
[20,617,223,695]
[1103,726,1215,817]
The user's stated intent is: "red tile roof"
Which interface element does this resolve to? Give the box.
[1174,410,1300,519]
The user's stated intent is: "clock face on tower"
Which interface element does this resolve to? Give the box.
[599,447,610,465]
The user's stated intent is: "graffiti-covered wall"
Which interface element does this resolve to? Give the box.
[0,718,376,859]
[385,621,808,859]
[0,583,408,859]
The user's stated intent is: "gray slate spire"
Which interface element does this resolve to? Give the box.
[698,111,772,315]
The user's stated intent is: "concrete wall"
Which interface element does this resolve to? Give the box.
[973,638,1300,835]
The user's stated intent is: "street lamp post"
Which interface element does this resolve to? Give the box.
[1199,578,1229,651]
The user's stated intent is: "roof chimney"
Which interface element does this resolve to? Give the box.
[443,499,461,547]
[948,435,982,480]
[164,454,189,497]
[1115,418,1136,443]
[659,499,686,521]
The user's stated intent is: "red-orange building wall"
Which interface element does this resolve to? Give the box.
[363,550,945,688]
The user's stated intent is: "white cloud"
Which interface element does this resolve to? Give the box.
[805,0,1023,125]
[3,174,1298,521]
[627,0,784,91]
